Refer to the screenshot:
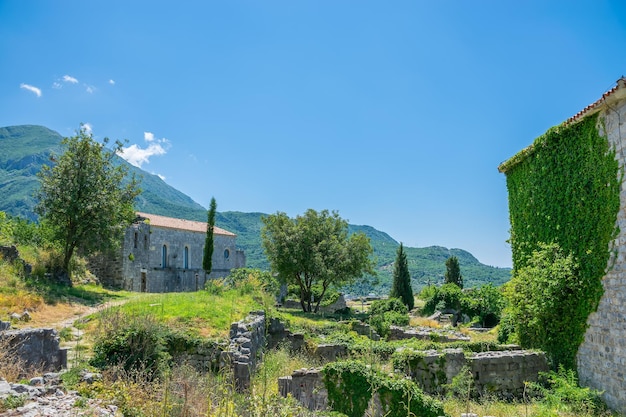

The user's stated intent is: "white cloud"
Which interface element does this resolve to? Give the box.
[20,83,42,97]
[52,82,62,89]
[63,75,78,84]
[85,85,95,94]
[156,173,166,181]
[109,79,115,85]
[82,123,93,134]
[117,132,171,168]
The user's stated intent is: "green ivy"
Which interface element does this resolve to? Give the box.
[501,112,621,369]
[322,360,446,417]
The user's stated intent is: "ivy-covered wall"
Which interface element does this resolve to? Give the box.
[502,112,620,275]
[500,111,621,369]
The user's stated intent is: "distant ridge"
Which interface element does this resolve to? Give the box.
[0,124,511,294]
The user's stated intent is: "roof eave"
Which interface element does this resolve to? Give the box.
[499,76,626,174]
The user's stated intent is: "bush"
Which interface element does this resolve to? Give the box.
[505,242,585,368]
[421,283,463,316]
[90,312,173,380]
[528,366,607,414]
[323,360,445,417]
[369,298,407,316]
[369,298,409,337]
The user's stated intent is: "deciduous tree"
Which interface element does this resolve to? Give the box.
[261,209,375,312]
[390,243,414,310]
[35,126,140,275]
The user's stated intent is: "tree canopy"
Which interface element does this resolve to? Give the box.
[35,126,140,274]
[445,256,463,288]
[390,243,414,310]
[261,209,375,312]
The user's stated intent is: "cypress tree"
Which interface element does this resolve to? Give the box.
[202,197,217,275]
[445,256,463,288]
[390,243,414,310]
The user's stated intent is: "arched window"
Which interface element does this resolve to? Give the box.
[183,246,189,269]
[162,245,167,268]
[224,249,230,260]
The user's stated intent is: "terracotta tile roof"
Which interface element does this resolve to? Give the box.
[566,76,626,125]
[136,212,236,236]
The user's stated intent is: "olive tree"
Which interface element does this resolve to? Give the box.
[261,209,375,312]
[36,126,140,275]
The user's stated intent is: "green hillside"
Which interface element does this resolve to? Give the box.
[215,211,511,294]
[0,125,207,221]
[0,124,511,295]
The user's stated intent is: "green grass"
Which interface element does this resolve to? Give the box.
[117,289,264,338]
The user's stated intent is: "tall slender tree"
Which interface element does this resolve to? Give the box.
[445,256,463,288]
[390,243,414,310]
[202,197,217,275]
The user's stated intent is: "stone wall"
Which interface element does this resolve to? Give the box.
[388,325,470,343]
[577,81,626,414]
[0,323,67,373]
[278,368,328,411]
[398,348,547,398]
[281,349,548,413]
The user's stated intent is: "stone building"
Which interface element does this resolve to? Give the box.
[499,77,626,413]
[91,212,245,292]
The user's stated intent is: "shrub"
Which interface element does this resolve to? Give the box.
[323,360,445,417]
[528,365,607,414]
[505,242,585,368]
[368,298,409,337]
[90,312,173,380]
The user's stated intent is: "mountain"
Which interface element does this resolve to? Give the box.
[0,124,511,293]
[0,125,208,222]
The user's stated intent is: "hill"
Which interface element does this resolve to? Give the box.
[0,124,510,294]
[0,125,208,222]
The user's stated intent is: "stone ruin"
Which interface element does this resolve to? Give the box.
[397,348,548,398]
[0,321,67,373]
[279,348,548,413]
[388,325,471,343]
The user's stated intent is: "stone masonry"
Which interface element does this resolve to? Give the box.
[397,348,548,398]
[0,322,67,373]
[280,349,548,413]
[577,78,626,413]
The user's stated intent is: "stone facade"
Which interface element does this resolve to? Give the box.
[92,212,245,292]
[576,78,626,413]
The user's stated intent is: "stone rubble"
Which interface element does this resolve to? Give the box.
[0,373,118,417]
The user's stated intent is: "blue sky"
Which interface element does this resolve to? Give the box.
[2,1,626,268]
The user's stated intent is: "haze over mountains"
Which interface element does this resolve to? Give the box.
[0,125,511,293]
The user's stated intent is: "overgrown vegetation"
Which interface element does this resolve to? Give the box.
[501,113,621,369]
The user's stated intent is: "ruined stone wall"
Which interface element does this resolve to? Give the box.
[0,323,67,372]
[578,92,626,413]
[398,348,547,398]
[280,349,548,413]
